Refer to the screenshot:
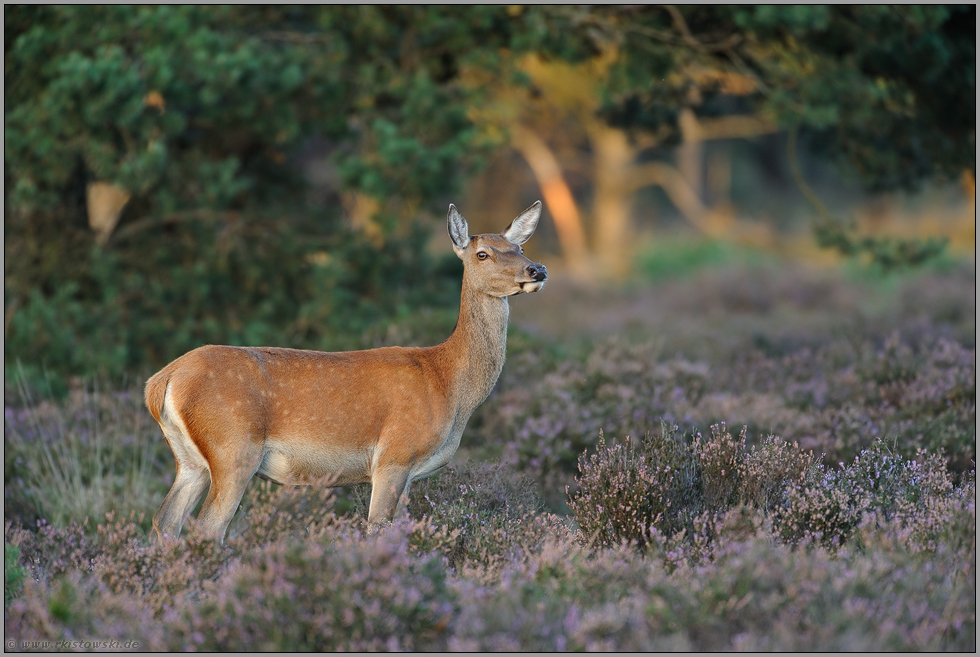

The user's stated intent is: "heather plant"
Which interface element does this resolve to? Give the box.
[4,461,974,651]
[874,337,976,465]
[3,259,974,651]
[773,439,963,547]
[5,519,99,583]
[853,467,975,561]
[568,422,807,550]
[170,519,456,651]
[5,514,229,617]
[7,573,164,650]
[488,342,712,508]
[567,426,968,554]
[407,463,545,572]
[447,540,651,651]
[90,514,232,616]
[738,434,814,513]
[474,262,975,505]
[695,423,745,512]
[230,477,340,548]
[567,424,700,548]
[448,498,975,651]
[342,461,548,573]
[670,530,973,651]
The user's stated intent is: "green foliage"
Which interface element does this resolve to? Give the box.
[589,5,973,265]
[594,5,975,190]
[4,217,463,381]
[4,6,515,381]
[814,219,949,270]
[5,7,972,381]
[4,6,513,214]
[636,239,759,281]
[4,543,27,606]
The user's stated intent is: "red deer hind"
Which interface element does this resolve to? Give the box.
[145,202,547,541]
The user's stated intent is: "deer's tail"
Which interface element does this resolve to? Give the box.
[144,368,171,425]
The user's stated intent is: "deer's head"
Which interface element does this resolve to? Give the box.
[448,201,548,298]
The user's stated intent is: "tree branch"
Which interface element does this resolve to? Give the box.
[624,161,714,234]
[108,210,240,246]
[658,5,743,52]
[697,114,778,141]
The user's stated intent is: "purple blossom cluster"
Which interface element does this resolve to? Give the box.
[3,260,974,650]
[469,263,975,504]
[5,456,974,651]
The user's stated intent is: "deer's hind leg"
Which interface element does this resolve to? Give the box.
[153,462,210,541]
[195,435,266,542]
[152,412,211,541]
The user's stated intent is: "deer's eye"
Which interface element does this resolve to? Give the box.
[477,251,489,260]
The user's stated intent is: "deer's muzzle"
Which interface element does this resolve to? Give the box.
[526,262,547,282]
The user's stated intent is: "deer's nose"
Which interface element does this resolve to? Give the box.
[526,263,547,282]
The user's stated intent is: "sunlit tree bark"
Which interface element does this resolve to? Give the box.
[510,125,589,274]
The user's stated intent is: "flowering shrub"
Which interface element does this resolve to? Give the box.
[6,519,98,582]
[4,454,974,651]
[478,343,714,509]
[471,268,974,505]
[231,477,340,547]
[568,423,760,549]
[566,423,973,558]
[774,439,965,547]
[696,423,745,512]
[486,327,974,511]
[407,462,547,572]
[174,520,456,651]
[340,461,549,574]
[738,434,814,512]
[567,426,697,548]
[3,260,974,650]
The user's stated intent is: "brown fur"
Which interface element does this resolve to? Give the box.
[144,366,169,426]
[147,202,547,541]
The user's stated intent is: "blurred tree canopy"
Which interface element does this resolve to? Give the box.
[5,5,512,214]
[591,5,974,187]
[4,5,974,383]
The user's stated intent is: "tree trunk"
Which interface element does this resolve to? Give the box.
[511,126,589,274]
[678,108,704,205]
[590,126,634,279]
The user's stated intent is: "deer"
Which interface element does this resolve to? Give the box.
[145,201,547,542]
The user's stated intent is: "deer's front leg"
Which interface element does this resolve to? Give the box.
[367,467,412,526]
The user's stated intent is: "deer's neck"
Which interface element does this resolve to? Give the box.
[442,280,509,413]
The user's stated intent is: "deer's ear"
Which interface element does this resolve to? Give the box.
[501,201,541,245]
[448,204,470,252]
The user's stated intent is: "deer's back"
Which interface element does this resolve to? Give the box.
[147,344,455,458]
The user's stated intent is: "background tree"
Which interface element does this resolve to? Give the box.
[573,5,975,264]
[4,6,518,382]
[4,5,974,384]
[461,5,973,274]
